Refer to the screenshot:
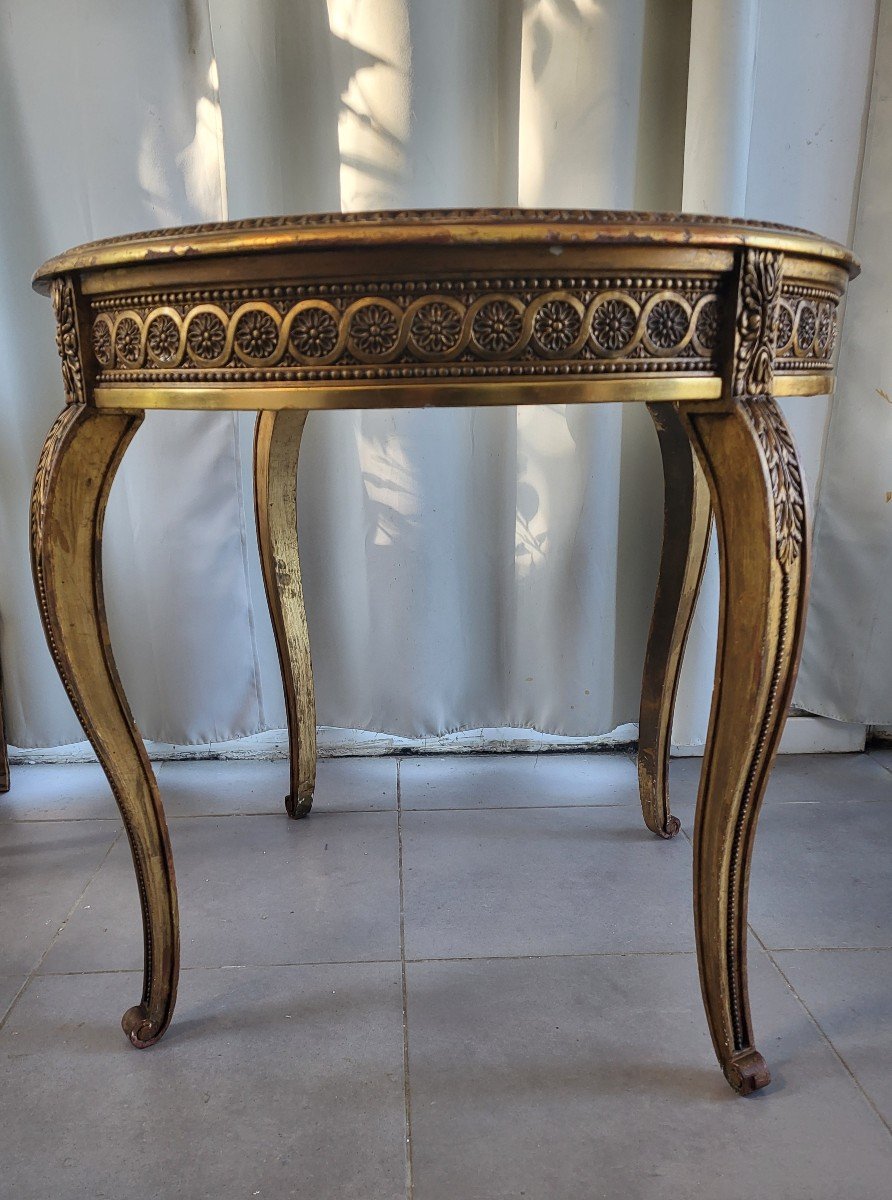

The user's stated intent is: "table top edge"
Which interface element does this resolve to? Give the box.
[32,209,857,293]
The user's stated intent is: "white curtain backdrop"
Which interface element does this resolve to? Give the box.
[797,0,892,723]
[0,0,886,751]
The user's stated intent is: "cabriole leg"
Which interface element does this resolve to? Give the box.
[638,403,712,838]
[31,405,179,1047]
[253,409,316,818]
[679,395,809,1094]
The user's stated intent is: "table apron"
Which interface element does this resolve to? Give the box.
[93,373,831,412]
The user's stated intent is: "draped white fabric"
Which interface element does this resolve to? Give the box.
[0,0,885,750]
[797,0,892,723]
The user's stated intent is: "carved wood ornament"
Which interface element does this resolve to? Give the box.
[49,275,85,404]
[743,398,805,569]
[733,249,782,396]
[661,244,817,1094]
[30,210,856,1097]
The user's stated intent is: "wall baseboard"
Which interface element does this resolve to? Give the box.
[672,714,866,757]
[8,714,867,766]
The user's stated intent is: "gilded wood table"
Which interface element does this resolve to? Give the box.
[31,210,856,1094]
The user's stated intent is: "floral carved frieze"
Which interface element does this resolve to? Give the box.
[90,277,729,384]
[774,289,838,365]
[89,272,838,386]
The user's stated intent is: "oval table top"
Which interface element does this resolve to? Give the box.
[32,209,857,412]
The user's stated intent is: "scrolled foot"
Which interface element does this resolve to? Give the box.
[638,768,681,838]
[725,1049,771,1095]
[122,1004,166,1049]
[648,811,681,840]
[285,792,314,820]
[656,814,681,839]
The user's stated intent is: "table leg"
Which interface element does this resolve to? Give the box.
[638,403,712,838]
[677,395,809,1094]
[253,410,317,818]
[31,405,179,1047]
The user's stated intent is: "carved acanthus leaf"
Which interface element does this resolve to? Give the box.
[743,397,804,568]
[49,276,85,404]
[734,250,783,397]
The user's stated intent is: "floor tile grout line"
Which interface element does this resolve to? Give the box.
[0,801,645,822]
[0,800,636,822]
[34,960,405,977]
[867,748,892,777]
[0,827,124,1036]
[750,925,892,1138]
[0,817,126,823]
[32,948,702,979]
[4,794,892,823]
[686,822,891,952]
[398,801,644,813]
[763,945,892,953]
[405,949,697,963]
[396,758,414,1200]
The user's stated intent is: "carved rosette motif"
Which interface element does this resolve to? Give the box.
[235,309,278,359]
[775,291,837,364]
[290,307,339,358]
[90,277,729,382]
[409,301,463,354]
[775,303,794,354]
[532,298,583,353]
[590,298,637,351]
[348,303,400,357]
[796,304,816,353]
[49,276,85,404]
[88,268,837,385]
[115,317,142,364]
[471,299,524,353]
[146,314,181,362]
[694,300,719,352]
[646,298,689,349]
[187,312,227,361]
[814,304,833,355]
[92,318,112,366]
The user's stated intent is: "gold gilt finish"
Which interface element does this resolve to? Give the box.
[638,403,712,839]
[31,210,857,1095]
[31,404,178,1046]
[253,410,316,817]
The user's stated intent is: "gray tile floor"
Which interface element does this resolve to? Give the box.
[1,750,890,1198]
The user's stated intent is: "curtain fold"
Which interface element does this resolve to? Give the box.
[0,0,886,750]
[797,0,892,722]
